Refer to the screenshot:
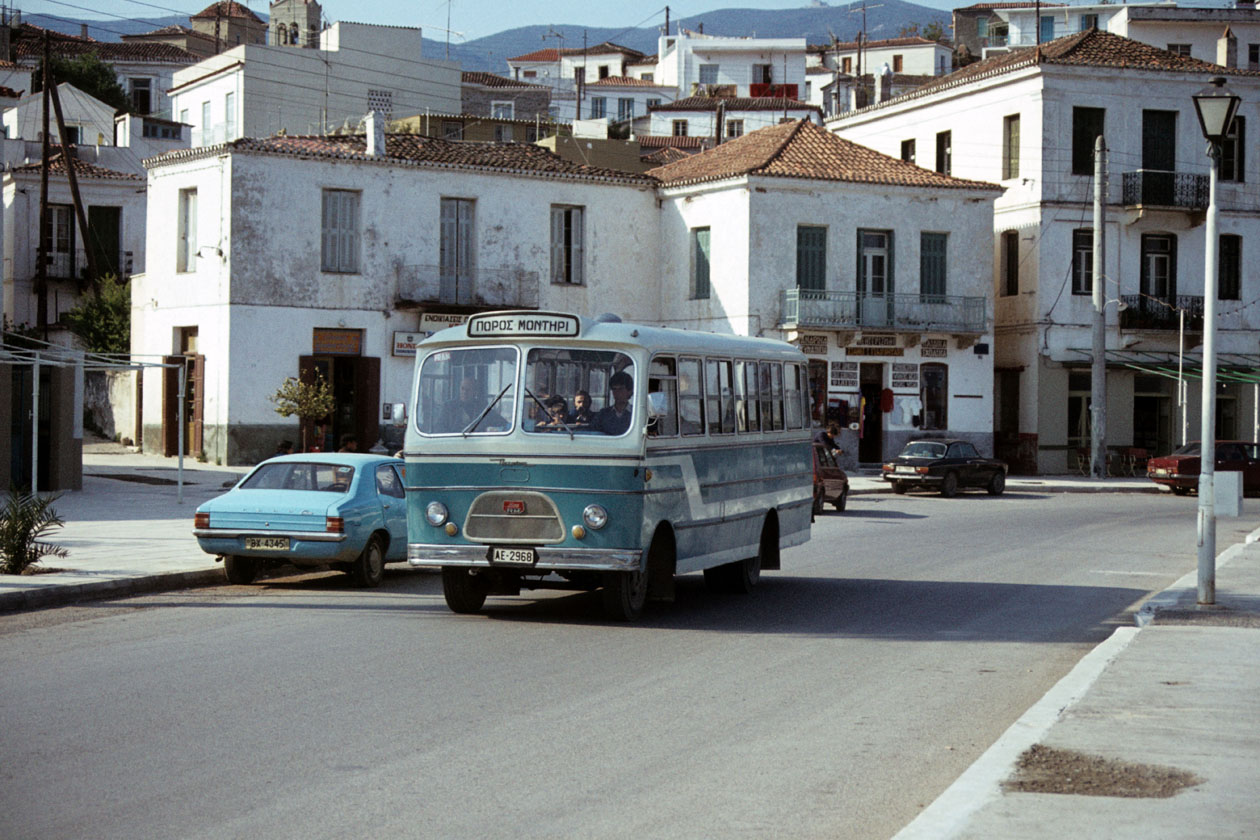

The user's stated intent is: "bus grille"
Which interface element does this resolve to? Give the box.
[463,491,565,544]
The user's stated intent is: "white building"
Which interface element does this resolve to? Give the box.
[648,97,823,140]
[655,30,808,101]
[813,36,953,78]
[3,83,116,146]
[168,21,461,145]
[506,42,649,123]
[829,29,1260,472]
[134,129,658,462]
[580,76,676,126]
[647,119,1000,462]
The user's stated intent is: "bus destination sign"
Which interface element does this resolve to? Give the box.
[467,313,580,338]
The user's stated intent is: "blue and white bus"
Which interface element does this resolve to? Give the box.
[403,310,814,620]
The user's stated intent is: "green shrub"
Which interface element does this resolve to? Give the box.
[0,489,69,575]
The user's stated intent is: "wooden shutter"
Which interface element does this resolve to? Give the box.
[693,228,711,298]
[920,232,947,298]
[570,207,583,285]
[161,355,180,456]
[550,206,565,284]
[321,190,337,271]
[796,226,826,291]
[189,354,205,454]
[356,356,381,450]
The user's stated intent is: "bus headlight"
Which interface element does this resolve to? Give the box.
[425,501,449,527]
[582,504,608,530]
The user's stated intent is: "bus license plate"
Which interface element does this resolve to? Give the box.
[490,547,537,566]
[245,536,289,551]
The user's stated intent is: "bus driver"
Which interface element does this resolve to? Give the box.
[594,371,634,435]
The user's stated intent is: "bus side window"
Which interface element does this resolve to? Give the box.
[739,361,760,432]
[678,357,704,436]
[758,362,774,432]
[770,362,784,431]
[784,363,804,429]
[706,358,734,434]
[648,356,679,437]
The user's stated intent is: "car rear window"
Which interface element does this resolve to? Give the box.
[240,462,355,493]
[903,442,947,458]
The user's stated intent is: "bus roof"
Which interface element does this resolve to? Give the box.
[422,311,805,360]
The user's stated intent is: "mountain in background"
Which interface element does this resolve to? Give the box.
[31,2,951,72]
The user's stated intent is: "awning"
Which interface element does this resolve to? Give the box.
[1062,349,1260,384]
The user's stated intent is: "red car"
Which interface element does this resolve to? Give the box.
[1146,441,1260,495]
[813,444,849,514]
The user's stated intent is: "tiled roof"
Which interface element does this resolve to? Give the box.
[461,71,546,89]
[509,48,560,63]
[955,2,1065,9]
[647,119,1001,191]
[832,36,945,50]
[123,25,217,43]
[11,25,198,63]
[641,146,694,166]
[586,76,667,87]
[509,41,644,62]
[12,150,142,181]
[192,1,264,22]
[638,135,710,150]
[147,134,656,185]
[650,96,823,114]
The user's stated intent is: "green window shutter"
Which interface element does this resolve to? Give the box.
[796,225,826,290]
[693,228,711,299]
[920,232,947,298]
[550,206,565,284]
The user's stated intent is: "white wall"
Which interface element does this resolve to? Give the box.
[657,33,808,98]
[649,106,821,137]
[3,83,115,144]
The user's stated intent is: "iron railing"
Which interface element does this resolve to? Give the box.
[42,249,134,281]
[395,264,540,309]
[1118,294,1204,331]
[780,289,987,333]
[1121,170,1208,210]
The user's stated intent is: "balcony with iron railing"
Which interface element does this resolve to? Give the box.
[41,249,135,282]
[1121,170,1208,211]
[395,264,540,310]
[780,289,988,333]
[1118,294,1204,332]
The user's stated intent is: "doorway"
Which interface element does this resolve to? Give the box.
[1133,374,1173,455]
[299,354,379,452]
[859,363,884,463]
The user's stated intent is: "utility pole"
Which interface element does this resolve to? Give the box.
[36,31,50,333]
[1090,135,1107,479]
[48,79,96,289]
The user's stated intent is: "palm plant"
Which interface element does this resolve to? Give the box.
[0,488,68,575]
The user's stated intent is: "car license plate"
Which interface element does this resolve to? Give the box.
[244,536,289,551]
[895,466,917,475]
[1154,468,1169,476]
[490,547,537,565]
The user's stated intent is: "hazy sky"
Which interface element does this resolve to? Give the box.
[38,0,959,43]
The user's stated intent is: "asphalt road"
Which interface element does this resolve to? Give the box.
[1,490,1251,840]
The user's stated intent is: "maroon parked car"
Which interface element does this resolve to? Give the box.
[1146,441,1260,495]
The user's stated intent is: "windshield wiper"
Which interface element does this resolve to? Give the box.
[525,389,574,440]
[462,383,513,436]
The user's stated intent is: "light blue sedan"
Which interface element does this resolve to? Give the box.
[193,453,408,587]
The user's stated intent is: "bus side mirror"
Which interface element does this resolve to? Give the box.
[391,403,408,426]
[647,392,669,418]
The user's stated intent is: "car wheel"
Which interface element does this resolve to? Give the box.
[1172,486,1192,496]
[834,487,848,512]
[893,482,908,495]
[351,535,386,588]
[705,516,772,594]
[224,555,258,585]
[602,566,649,621]
[940,471,959,498]
[987,472,1006,496]
[442,566,488,614]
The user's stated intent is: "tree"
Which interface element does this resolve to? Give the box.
[270,373,336,451]
[62,273,130,354]
[32,52,129,113]
[899,21,947,42]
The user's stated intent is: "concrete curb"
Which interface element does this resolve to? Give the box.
[848,482,1161,496]
[0,568,224,614]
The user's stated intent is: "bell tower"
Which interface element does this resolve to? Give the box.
[269,0,322,47]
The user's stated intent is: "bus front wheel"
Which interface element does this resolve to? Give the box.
[442,567,488,614]
[602,567,649,621]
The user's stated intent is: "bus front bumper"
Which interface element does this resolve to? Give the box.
[407,543,642,573]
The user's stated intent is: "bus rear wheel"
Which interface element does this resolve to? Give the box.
[602,567,648,621]
[442,567,488,614]
[705,517,772,594]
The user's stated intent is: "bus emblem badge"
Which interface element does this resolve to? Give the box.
[503,500,526,515]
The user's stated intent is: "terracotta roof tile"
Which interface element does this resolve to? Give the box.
[647,119,1001,191]
[509,48,560,63]
[641,147,694,166]
[148,134,655,185]
[192,1,264,22]
[12,25,198,63]
[461,71,546,89]
[122,25,217,44]
[637,135,710,150]
[831,36,945,50]
[651,96,822,113]
[586,76,668,87]
[12,150,142,181]
[510,41,645,62]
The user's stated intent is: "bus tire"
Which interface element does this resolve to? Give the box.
[224,555,257,585]
[442,567,487,614]
[705,516,772,594]
[602,567,648,621]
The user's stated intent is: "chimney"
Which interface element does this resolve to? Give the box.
[1217,26,1238,68]
[876,62,893,102]
[365,111,384,155]
[80,23,89,38]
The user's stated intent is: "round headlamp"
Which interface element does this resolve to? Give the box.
[582,504,609,530]
[425,501,449,527]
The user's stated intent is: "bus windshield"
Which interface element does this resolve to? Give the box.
[416,347,518,435]
[522,347,635,436]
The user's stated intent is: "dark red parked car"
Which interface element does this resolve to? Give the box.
[1147,441,1260,495]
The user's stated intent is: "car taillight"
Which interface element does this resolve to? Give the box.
[916,466,930,474]
[881,463,893,473]
[194,512,210,528]
[326,516,344,533]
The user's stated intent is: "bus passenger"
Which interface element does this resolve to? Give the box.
[568,390,594,427]
[594,372,634,435]
[440,377,506,432]
[538,396,569,429]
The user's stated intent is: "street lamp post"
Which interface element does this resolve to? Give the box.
[1191,76,1241,606]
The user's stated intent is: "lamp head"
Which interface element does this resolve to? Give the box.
[1192,76,1242,144]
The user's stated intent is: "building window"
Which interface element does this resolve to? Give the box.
[1250,44,1260,70]
[367,89,393,119]
[1039,15,1054,41]
[589,97,607,118]
[920,232,947,300]
[857,229,891,297]
[1001,230,1019,296]
[726,119,743,138]
[1002,113,1020,180]
[1221,116,1245,182]
[130,78,152,114]
[1079,13,1098,30]
[550,205,584,285]
[977,18,989,37]
[617,97,635,122]
[200,100,210,142]
[177,188,197,273]
[1072,106,1105,175]
[1219,234,1241,301]
[672,119,688,137]
[842,57,852,73]
[442,121,464,140]
[1140,233,1176,301]
[1167,43,1192,57]
[321,189,360,274]
[796,225,827,291]
[523,70,537,78]
[598,65,610,79]
[1072,229,1093,295]
[491,101,514,119]
[921,363,947,430]
[753,64,772,84]
[440,198,474,292]
[224,91,236,139]
[699,64,719,85]
[43,204,74,278]
[900,138,915,164]
[892,54,903,72]
[691,227,711,299]
[493,124,513,142]
[935,130,951,175]
[646,98,661,110]
[641,72,654,81]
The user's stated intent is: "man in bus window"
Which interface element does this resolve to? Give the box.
[568,390,594,427]
[594,372,633,435]
[440,376,505,432]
